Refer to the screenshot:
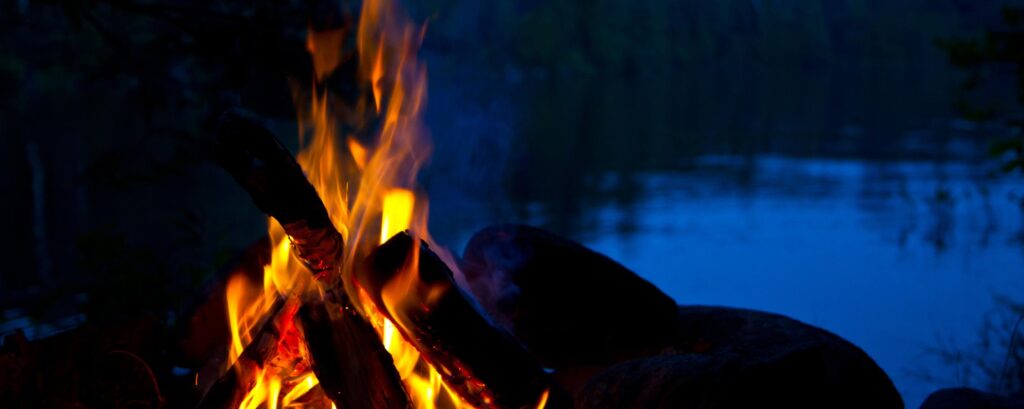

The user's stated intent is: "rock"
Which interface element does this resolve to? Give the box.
[460,224,680,370]
[461,224,904,408]
[919,388,1024,409]
[578,306,904,408]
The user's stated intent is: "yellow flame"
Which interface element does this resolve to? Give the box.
[381,189,415,244]
[223,0,482,407]
[239,368,268,409]
[534,389,550,409]
[370,311,472,409]
[267,376,282,409]
[226,275,266,364]
[281,373,319,407]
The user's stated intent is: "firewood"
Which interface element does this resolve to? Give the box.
[212,108,413,408]
[214,107,344,279]
[196,297,285,409]
[356,232,568,409]
[297,298,410,409]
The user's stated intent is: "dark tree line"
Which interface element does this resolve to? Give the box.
[940,6,1024,175]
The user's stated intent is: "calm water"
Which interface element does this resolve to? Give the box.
[416,55,1024,407]
[506,155,1024,408]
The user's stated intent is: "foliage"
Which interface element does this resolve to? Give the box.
[938,6,1024,174]
[926,298,1024,396]
[412,0,999,80]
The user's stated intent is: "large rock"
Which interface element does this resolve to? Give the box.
[919,388,1024,409]
[461,224,904,408]
[579,306,904,409]
[461,224,679,370]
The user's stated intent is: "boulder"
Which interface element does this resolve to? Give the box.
[578,306,904,408]
[461,224,679,370]
[461,224,904,408]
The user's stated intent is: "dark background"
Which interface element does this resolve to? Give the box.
[2,0,1024,407]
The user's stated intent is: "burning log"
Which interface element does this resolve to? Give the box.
[297,299,410,409]
[214,108,343,279]
[356,231,568,409]
[197,297,285,409]
[211,109,414,408]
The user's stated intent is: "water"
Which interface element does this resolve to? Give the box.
[418,47,1024,406]
[506,154,1024,408]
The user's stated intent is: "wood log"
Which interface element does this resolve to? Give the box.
[211,108,413,408]
[356,231,568,409]
[196,297,285,409]
[214,107,343,279]
[297,298,410,409]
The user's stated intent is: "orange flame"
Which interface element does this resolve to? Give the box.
[222,0,487,408]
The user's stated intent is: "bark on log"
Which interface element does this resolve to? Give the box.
[297,299,410,409]
[196,297,285,409]
[356,231,566,409]
[214,107,343,279]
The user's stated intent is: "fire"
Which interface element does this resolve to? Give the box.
[281,373,319,407]
[221,0,488,408]
[381,189,415,245]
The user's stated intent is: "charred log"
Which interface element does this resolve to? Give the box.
[196,297,285,409]
[297,299,410,409]
[356,231,567,409]
[214,108,343,279]
[212,108,411,407]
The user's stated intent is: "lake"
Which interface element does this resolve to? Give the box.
[498,154,1024,408]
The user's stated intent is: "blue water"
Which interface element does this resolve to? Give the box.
[515,155,1024,408]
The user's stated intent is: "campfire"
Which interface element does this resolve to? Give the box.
[198,1,555,408]
[183,1,913,408]
[0,0,939,406]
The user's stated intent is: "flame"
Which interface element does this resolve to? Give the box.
[347,137,368,170]
[372,45,386,113]
[373,199,471,409]
[222,0,484,408]
[534,390,550,409]
[307,28,345,82]
[281,373,319,407]
[237,367,284,409]
[381,188,415,244]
